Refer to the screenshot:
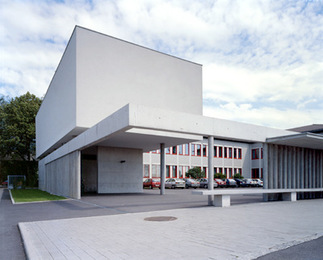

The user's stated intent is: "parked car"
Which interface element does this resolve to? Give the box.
[225,179,237,188]
[143,178,160,189]
[215,178,226,188]
[1,180,8,187]
[254,179,263,187]
[244,178,258,187]
[165,178,185,189]
[185,178,200,189]
[234,178,246,187]
[198,178,218,189]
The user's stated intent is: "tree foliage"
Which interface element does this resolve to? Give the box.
[214,172,226,179]
[186,167,205,179]
[0,92,42,161]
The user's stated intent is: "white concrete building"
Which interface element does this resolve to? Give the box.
[36,26,323,200]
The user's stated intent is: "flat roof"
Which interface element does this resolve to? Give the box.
[266,132,323,150]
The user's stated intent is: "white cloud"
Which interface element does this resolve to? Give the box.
[0,0,322,128]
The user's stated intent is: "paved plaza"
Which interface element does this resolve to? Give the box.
[19,197,323,260]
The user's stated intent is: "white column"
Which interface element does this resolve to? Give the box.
[208,136,214,205]
[160,143,166,195]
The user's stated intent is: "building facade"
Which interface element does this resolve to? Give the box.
[143,139,262,179]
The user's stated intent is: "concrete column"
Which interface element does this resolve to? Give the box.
[208,136,214,206]
[160,143,166,195]
[287,147,292,189]
[273,145,278,189]
[263,143,268,189]
[279,146,283,188]
[284,147,288,189]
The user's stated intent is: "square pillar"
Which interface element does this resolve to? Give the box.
[283,192,297,202]
[208,136,214,205]
[214,195,231,207]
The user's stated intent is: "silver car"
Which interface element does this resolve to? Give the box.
[165,178,185,189]
[198,178,218,189]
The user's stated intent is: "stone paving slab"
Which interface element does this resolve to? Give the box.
[19,199,323,260]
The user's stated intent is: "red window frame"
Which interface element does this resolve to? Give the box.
[166,147,171,154]
[172,166,177,178]
[172,146,177,155]
[218,147,223,158]
[191,144,196,156]
[203,145,207,157]
[228,147,232,158]
[184,144,189,155]
[196,144,201,156]
[238,148,242,159]
[252,149,259,160]
[224,147,228,158]
[214,146,217,157]
[178,145,183,155]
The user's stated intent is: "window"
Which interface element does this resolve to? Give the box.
[218,147,223,158]
[179,166,183,178]
[166,147,170,154]
[261,148,263,159]
[234,148,237,159]
[203,145,207,157]
[224,168,228,178]
[166,165,170,178]
[178,145,183,155]
[172,146,177,155]
[172,166,177,178]
[197,144,201,156]
[184,144,189,155]
[229,148,232,158]
[252,149,259,160]
[203,167,207,178]
[143,164,149,178]
[224,147,228,158]
[238,148,242,159]
[191,144,196,156]
[183,166,189,178]
[152,165,160,177]
[214,146,217,157]
[229,168,233,178]
[252,168,260,178]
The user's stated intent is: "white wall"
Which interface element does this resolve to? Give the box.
[36,26,203,159]
[97,147,143,193]
[76,26,202,128]
[36,30,78,158]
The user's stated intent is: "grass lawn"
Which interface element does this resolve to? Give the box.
[11,189,66,203]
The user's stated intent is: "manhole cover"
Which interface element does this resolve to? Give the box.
[144,216,177,222]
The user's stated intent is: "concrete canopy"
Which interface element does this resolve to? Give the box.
[42,103,296,165]
[266,133,323,150]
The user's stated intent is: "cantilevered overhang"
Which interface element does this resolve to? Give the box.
[41,103,296,164]
[266,133,323,150]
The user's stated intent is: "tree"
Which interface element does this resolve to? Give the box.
[0,92,42,161]
[186,167,205,179]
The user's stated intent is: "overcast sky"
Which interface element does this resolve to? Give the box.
[1,0,322,129]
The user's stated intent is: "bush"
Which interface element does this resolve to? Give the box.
[214,173,226,179]
[186,167,205,179]
[233,173,244,179]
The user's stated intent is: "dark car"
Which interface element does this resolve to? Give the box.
[185,178,200,189]
[225,179,237,188]
[234,178,246,187]
[198,178,218,189]
[143,178,160,189]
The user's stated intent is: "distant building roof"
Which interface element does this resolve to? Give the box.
[288,124,323,134]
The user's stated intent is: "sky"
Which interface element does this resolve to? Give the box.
[1,0,322,130]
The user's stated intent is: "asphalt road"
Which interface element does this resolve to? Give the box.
[1,187,322,260]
